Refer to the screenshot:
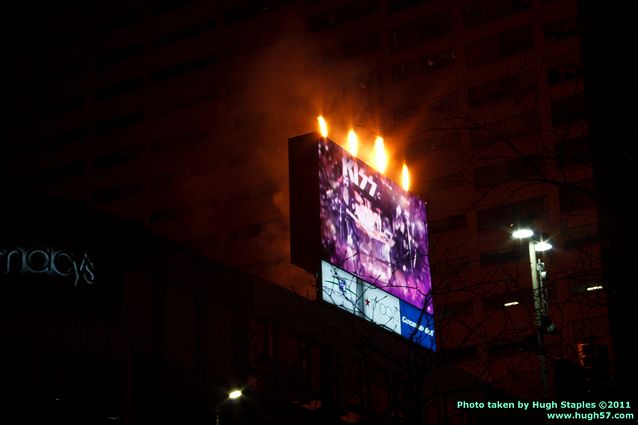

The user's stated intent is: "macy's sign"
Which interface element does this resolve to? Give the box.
[1,247,95,286]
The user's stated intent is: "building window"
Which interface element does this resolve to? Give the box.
[555,135,590,168]
[38,127,87,149]
[467,70,536,107]
[367,368,391,416]
[151,53,217,82]
[473,155,544,189]
[338,70,383,93]
[149,205,194,224]
[40,60,89,83]
[470,111,539,147]
[391,48,455,83]
[228,222,266,241]
[463,0,531,27]
[479,246,525,266]
[225,26,285,58]
[185,233,221,250]
[36,161,85,183]
[95,76,144,100]
[544,15,579,42]
[154,85,219,116]
[571,318,609,342]
[389,0,432,13]
[39,95,86,118]
[97,9,144,34]
[465,24,533,66]
[320,33,381,64]
[563,223,598,249]
[486,335,537,358]
[224,0,292,24]
[247,321,322,402]
[439,300,474,319]
[93,112,144,136]
[275,328,306,402]
[247,319,270,369]
[551,93,586,127]
[95,44,144,69]
[428,214,467,234]
[393,92,457,122]
[390,11,453,50]
[92,181,143,203]
[306,0,378,32]
[440,345,477,363]
[150,0,201,15]
[427,172,468,192]
[547,51,582,85]
[150,131,210,153]
[476,196,546,231]
[93,147,142,169]
[151,18,217,49]
[559,179,595,212]
[337,355,363,418]
[407,132,460,155]
[431,256,472,276]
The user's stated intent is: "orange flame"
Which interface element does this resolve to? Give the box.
[373,136,388,173]
[317,115,328,138]
[346,129,359,156]
[401,163,410,191]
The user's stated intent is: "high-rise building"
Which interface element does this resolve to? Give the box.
[7,0,617,402]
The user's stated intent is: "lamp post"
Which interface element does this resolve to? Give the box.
[512,227,552,399]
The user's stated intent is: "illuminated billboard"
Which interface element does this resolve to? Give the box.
[321,261,435,350]
[318,138,432,312]
[289,132,434,350]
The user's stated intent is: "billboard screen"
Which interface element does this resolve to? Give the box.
[321,261,435,350]
[318,138,432,312]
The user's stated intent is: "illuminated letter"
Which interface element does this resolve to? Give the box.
[342,158,360,186]
[26,248,51,273]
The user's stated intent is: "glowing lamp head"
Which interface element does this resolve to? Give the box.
[401,163,410,191]
[373,136,388,173]
[512,228,534,239]
[228,389,242,400]
[346,129,359,156]
[317,116,328,138]
[534,241,552,252]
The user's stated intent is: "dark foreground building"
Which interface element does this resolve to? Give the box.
[1,195,531,425]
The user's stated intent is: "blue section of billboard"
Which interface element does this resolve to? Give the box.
[321,261,435,351]
[399,300,436,351]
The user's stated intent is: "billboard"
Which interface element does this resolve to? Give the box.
[318,138,432,313]
[321,261,435,350]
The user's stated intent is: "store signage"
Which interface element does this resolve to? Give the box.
[0,247,96,286]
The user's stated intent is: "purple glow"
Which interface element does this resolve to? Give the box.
[318,139,433,312]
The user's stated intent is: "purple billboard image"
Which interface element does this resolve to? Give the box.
[319,138,433,312]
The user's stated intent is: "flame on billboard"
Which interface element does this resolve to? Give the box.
[347,129,359,156]
[402,163,410,191]
[373,136,388,173]
[317,116,328,138]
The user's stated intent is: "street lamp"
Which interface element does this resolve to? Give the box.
[512,226,552,399]
[215,388,244,425]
